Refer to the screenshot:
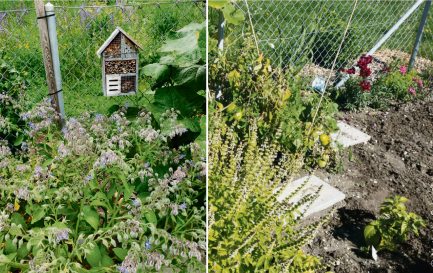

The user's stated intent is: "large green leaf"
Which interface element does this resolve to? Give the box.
[86,245,102,268]
[177,22,206,34]
[82,206,100,230]
[30,205,46,224]
[196,115,206,154]
[145,211,157,225]
[209,0,229,9]
[222,3,245,25]
[153,86,204,117]
[173,65,205,87]
[180,117,201,133]
[113,248,128,261]
[158,22,205,67]
[142,63,170,82]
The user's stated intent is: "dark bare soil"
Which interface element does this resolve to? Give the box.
[309,98,433,273]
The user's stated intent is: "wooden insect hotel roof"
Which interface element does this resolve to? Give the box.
[96,27,142,58]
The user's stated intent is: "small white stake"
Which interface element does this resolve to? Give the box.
[372,245,378,261]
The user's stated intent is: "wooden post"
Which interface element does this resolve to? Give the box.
[34,0,62,116]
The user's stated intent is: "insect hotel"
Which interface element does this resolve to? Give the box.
[97,27,142,96]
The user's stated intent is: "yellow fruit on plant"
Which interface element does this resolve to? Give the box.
[319,134,330,146]
[282,89,292,101]
[216,102,224,111]
[233,111,243,121]
[322,154,330,162]
[226,102,237,113]
[318,160,327,168]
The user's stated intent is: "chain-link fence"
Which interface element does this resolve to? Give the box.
[227,0,432,81]
[0,0,205,116]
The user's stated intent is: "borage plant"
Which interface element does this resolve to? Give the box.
[0,55,29,153]
[0,100,205,272]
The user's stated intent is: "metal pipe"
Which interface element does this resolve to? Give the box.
[336,0,425,88]
[409,0,432,70]
[217,10,225,51]
[45,2,65,118]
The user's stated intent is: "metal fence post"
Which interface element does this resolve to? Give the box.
[409,0,432,71]
[217,11,225,51]
[34,0,64,120]
[45,2,65,118]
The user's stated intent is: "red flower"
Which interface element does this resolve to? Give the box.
[344,68,356,74]
[359,67,372,78]
[359,80,371,92]
[357,55,373,67]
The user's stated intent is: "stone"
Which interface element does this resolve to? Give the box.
[331,121,371,147]
[277,175,346,217]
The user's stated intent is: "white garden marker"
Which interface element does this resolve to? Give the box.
[277,175,346,218]
[331,121,371,147]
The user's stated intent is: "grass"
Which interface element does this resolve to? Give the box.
[0,0,204,116]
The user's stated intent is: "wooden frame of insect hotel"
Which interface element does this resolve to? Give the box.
[97,27,142,96]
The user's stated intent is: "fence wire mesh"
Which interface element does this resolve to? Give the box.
[231,0,432,81]
[0,1,205,116]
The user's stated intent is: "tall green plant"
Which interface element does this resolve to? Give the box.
[208,112,325,272]
[143,22,206,153]
[210,38,339,169]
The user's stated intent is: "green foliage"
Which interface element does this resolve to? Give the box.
[143,22,206,155]
[209,0,245,25]
[149,9,179,39]
[311,9,357,69]
[210,38,340,169]
[364,195,425,252]
[208,113,325,272]
[0,101,206,272]
[0,55,29,152]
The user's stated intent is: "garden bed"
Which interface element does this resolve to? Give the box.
[310,97,433,272]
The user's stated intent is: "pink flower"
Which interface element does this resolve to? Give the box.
[413,78,423,88]
[408,87,416,96]
[400,66,407,75]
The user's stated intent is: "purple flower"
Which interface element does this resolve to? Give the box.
[145,240,151,250]
[132,198,141,207]
[84,173,93,184]
[55,229,69,243]
[15,187,30,200]
[94,114,104,123]
[117,266,130,273]
[179,203,187,210]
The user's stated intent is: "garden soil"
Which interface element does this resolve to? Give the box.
[308,97,433,273]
